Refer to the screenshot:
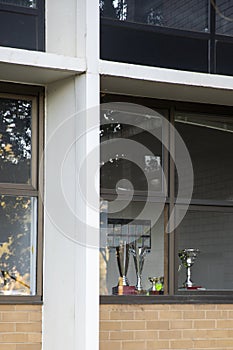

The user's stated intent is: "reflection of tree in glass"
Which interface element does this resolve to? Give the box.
[0,195,32,294]
[144,155,160,173]
[100,0,116,18]
[0,98,32,183]
[100,0,127,20]
[0,0,36,8]
[147,8,164,26]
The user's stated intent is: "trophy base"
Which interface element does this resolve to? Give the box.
[186,285,202,290]
[179,285,204,291]
[112,285,136,295]
[148,290,164,295]
[134,289,147,295]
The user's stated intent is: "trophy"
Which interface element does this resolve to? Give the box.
[178,248,200,288]
[148,276,164,294]
[116,240,130,286]
[130,240,148,292]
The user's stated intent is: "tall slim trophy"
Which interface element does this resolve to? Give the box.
[112,240,129,295]
[116,240,130,286]
[112,240,135,295]
[178,248,200,288]
[130,240,148,292]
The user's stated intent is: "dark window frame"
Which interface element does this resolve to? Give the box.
[100,93,233,304]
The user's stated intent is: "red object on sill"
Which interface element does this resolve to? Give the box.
[149,290,160,295]
[112,285,136,295]
[186,286,202,290]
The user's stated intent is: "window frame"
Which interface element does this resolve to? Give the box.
[100,93,233,304]
[0,82,44,304]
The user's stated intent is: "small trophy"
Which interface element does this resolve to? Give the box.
[130,240,148,292]
[178,248,200,288]
[148,276,164,294]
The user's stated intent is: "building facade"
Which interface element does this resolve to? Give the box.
[0,1,232,350]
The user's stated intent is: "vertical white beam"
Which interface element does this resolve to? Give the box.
[75,0,100,349]
[74,73,100,350]
[43,0,100,349]
[43,77,77,350]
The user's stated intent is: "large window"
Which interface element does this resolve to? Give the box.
[100,0,233,76]
[0,0,44,51]
[100,95,233,302]
[0,84,43,300]
[101,0,209,32]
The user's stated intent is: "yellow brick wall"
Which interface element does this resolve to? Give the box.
[100,304,233,350]
[0,305,42,350]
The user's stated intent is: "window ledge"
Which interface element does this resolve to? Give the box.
[0,295,42,304]
[100,294,233,304]
[0,46,86,85]
[99,60,233,106]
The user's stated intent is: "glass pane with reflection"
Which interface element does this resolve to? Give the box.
[176,208,233,291]
[100,0,209,33]
[100,199,165,295]
[0,0,37,8]
[175,112,233,201]
[0,195,37,295]
[0,97,32,184]
[216,0,233,36]
[100,107,164,196]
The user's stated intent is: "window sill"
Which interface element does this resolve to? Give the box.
[100,294,233,304]
[0,295,42,304]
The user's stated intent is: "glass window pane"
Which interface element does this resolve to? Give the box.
[216,0,233,36]
[100,0,209,33]
[0,0,37,8]
[0,97,32,184]
[100,200,164,295]
[176,208,233,291]
[100,108,164,195]
[0,195,37,295]
[175,113,233,201]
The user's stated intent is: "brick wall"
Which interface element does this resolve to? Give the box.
[0,305,42,350]
[100,304,233,349]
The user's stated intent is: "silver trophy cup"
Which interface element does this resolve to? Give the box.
[116,241,130,286]
[178,248,200,288]
[130,241,148,291]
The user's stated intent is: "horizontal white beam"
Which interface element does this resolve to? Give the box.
[99,60,233,106]
[0,47,86,85]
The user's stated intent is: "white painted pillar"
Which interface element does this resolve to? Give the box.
[43,77,77,350]
[43,0,100,348]
[74,72,100,350]
[74,0,100,348]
